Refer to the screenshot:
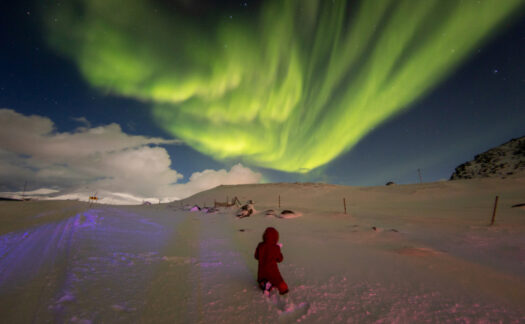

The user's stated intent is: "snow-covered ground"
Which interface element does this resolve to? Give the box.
[1,177,525,323]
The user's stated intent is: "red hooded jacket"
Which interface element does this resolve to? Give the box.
[254,227,284,286]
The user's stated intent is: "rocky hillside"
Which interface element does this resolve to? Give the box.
[450,136,525,180]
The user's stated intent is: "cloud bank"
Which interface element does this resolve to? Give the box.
[0,109,261,204]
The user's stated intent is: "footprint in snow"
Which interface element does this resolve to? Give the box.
[267,293,310,322]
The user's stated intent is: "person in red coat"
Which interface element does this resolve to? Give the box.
[254,227,289,295]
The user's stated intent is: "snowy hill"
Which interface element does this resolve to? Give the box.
[450,136,525,180]
[1,178,525,322]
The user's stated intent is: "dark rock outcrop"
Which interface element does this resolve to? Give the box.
[450,136,525,180]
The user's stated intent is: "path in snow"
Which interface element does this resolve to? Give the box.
[1,200,525,323]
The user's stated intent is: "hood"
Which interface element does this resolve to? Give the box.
[263,227,279,244]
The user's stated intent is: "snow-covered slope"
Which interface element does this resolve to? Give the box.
[450,136,525,180]
[1,178,525,323]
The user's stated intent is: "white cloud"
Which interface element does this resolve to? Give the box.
[0,187,61,200]
[0,109,180,161]
[0,109,262,204]
[21,188,60,195]
[168,163,262,200]
[71,116,91,128]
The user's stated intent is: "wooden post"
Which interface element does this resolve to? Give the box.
[490,196,499,226]
[343,198,347,214]
[278,195,281,209]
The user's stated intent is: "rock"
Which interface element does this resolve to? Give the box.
[450,136,525,180]
[190,205,201,212]
[237,203,255,218]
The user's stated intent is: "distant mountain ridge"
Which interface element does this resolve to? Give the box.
[450,136,525,180]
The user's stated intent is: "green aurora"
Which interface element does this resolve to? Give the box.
[44,0,525,173]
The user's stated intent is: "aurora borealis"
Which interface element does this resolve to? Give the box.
[42,0,525,173]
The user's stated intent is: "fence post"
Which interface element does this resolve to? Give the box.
[278,195,281,209]
[343,198,347,214]
[490,196,499,225]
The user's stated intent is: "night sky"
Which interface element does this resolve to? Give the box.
[1,0,524,202]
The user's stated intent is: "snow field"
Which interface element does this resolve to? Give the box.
[0,177,524,322]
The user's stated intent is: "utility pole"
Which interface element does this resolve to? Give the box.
[417,169,423,184]
[22,180,27,201]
